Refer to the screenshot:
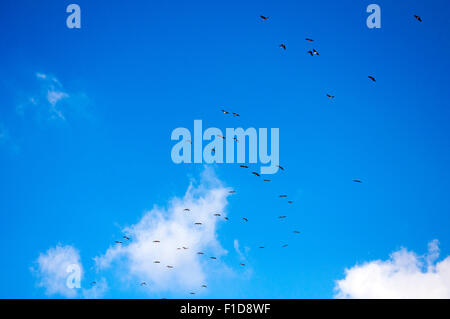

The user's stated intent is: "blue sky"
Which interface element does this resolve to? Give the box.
[1,0,450,298]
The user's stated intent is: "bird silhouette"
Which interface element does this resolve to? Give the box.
[368,76,376,82]
[414,15,422,22]
[280,44,287,50]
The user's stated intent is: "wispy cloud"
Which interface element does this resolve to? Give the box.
[334,240,450,299]
[95,168,231,294]
[17,73,89,121]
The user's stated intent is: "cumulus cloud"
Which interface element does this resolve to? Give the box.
[32,244,108,298]
[95,168,231,293]
[335,240,450,299]
[32,245,83,298]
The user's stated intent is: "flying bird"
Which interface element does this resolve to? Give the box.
[414,15,422,22]
[293,231,301,234]
[190,292,196,295]
[276,165,285,171]
[353,179,363,183]
[195,222,203,225]
[368,76,376,82]
[282,244,289,248]
[140,282,147,286]
[307,50,313,56]
[167,265,174,269]
[229,190,236,194]
[197,252,204,255]
[153,240,160,243]
[240,263,246,266]
[154,261,160,264]
[217,135,226,140]
[326,94,335,99]
[279,195,288,198]
[240,165,249,168]
[184,208,190,212]
[252,172,261,177]
[280,44,286,50]
[243,218,249,222]
[279,216,287,219]
[211,148,216,154]
[232,112,240,117]
[123,236,130,240]
[313,49,319,56]
[288,201,293,204]
[259,246,265,249]
[214,213,221,216]
[305,38,314,42]
[224,217,229,221]
[114,241,122,244]
[260,15,269,20]
[221,109,230,114]
[90,281,97,286]
[263,179,271,182]
[182,247,189,250]
[210,257,217,260]
[201,285,207,288]
[233,137,239,143]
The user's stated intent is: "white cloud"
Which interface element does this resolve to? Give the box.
[95,168,231,293]
[335,240,450,299]
[18,73,89,121]
[82,278,108,299]
[32,245,83,298]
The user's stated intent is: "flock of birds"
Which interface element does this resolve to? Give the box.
[91,13,424,296]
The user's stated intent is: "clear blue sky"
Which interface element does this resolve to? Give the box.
[1,0,450,298]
